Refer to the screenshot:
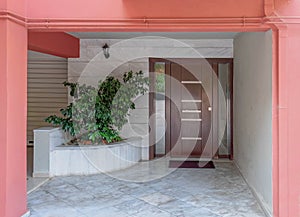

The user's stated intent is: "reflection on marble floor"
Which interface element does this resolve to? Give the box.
[28,162,266,217]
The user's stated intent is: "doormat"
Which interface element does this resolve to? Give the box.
[169,160,215,169]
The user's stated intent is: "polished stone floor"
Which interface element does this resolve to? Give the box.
[27,146,49,193]
[28,162,266,217]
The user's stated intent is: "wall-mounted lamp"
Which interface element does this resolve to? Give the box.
[102,43,110,59]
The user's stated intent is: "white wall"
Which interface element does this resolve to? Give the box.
[233,31,272,215]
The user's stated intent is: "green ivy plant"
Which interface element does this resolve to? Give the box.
[45,71,148,144]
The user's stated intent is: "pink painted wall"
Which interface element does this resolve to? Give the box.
[269,2,300,217]
[274,0,300,16]
[1,1,28,216]
[26,0,265,19]
[0,0,7,9]
[23,0,269,32]
[0,0,28,216]
[275,24,300,217]
[0,19,28,217]
[1,0,300,216]
[271,28,280,217]
[0,18,8,217]
[0,0,26,15]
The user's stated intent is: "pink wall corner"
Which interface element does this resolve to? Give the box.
[0,18,8,217]
[271,1,300,216]
[277,27,290,217]
[0,19,28,217]
[284,25,300,217]
[271,27,279,217]
[272,14,300,217]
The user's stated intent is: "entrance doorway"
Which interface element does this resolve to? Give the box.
[149,58,233,160]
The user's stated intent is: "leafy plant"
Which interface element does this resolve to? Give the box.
[45,71,148,144]
[155,73,165,93]
[154,63,165,93]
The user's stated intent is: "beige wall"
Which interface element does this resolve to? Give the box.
[233,31,272,216]
[27,51,68,143]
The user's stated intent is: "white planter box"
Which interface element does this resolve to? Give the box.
[33,127,142,177]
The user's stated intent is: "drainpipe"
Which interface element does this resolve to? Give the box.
[24,17,268,30]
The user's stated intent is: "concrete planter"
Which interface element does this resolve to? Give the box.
[33,127,142,177]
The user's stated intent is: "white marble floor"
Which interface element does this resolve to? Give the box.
[27,162,266,217]
[27,146,49,193]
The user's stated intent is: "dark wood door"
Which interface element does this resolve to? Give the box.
[169,60,213,158]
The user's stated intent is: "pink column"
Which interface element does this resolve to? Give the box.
[0,16,28,217]
[275,24,300,217]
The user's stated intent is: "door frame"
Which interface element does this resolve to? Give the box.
[149,58,233,160]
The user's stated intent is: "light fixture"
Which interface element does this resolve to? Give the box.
[102,43,110,59]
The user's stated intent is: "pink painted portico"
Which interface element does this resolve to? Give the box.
[0,0,300,216]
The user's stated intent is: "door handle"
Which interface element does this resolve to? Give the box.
[208,106,212,112]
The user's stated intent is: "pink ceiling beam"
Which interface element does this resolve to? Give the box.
[28,32,80,58]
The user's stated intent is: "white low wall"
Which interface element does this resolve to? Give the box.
[33,127,142,177]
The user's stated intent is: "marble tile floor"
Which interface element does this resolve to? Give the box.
[27,146,49,193]
[27,176,49,194]
[28,162,266,217]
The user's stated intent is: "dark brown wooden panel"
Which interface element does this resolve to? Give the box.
[149,58,233,160]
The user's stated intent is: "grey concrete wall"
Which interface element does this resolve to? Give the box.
[233,31,273,215]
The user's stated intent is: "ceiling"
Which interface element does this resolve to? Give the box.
[68,32,240,39]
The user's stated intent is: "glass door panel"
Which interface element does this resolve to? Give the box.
[218,63,232,157]
[154,62,166,156]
